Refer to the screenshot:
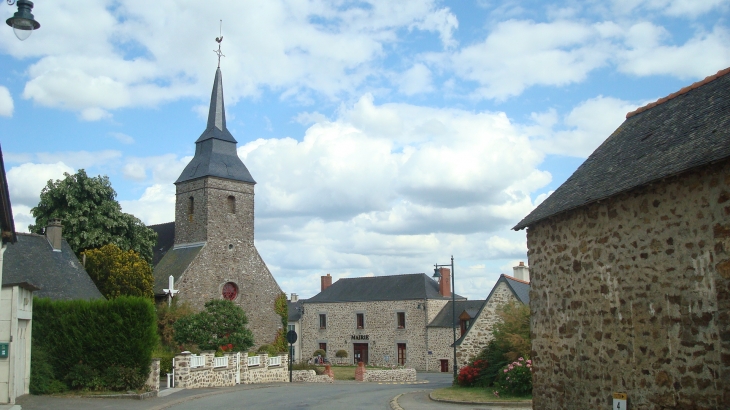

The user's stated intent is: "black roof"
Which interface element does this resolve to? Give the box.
[428,300,486,327]
[0,145,15,244]
[152,244,204,295]
[3,234,103,300]
[176,68,256,185]
[304,273,463,303]
[514,67,730,230]
[149,222,175,267]
[453,274,530,345]
[288,299,306,321]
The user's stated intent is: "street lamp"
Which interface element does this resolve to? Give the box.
[5,0,40,41]
[433,255,457,381]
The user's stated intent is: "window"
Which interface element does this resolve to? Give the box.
[222,282,238,301]
[288,324,295,332]
[227,195,236,213]
[460,319,471,336]
[319,342,327,352]
[188,197,194,221]
[356,313,364,329]
[319,314,327,329]
[397,312,405,329]
[397,343,406,365]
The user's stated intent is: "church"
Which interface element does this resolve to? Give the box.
[150,64,284,347]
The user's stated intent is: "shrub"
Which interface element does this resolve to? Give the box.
[456,359,488,387]
[32,296,157,392]
[495,357,533,396]
[29,345,67,394]
[173,300,254,352]
[312,349,326,358]
[154,347,176,375]
[156,300,194,348]
[291,362,323,375]
[256,344,279,356]
[102,366,148,391]
[335,350,348,358]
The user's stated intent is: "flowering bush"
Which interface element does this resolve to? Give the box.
[456,359,488,387]
[495,357,532,396]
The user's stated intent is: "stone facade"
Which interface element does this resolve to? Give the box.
[456,280,524,366]
[526,160,730,409]
[301,298,450,371]
[172,176,283,346]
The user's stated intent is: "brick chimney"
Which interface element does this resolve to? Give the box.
[45,219,63,252]
[513,261,530,282]
[321,274,332,292]
[437,268,451,297]
[290,293,298,302]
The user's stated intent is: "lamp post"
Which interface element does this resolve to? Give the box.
[433,255,457,381]
[5,0,40,41]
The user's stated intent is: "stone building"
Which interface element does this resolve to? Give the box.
[151,67,284,346]
[451,267,530,367]
[300,270,481,371]
[513,67,730,409]
[287,293,305,363]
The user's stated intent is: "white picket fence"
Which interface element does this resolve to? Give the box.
[213,356,229,368]
[247,355,261,367]
[268,356,281,367]
[190,354,205,368]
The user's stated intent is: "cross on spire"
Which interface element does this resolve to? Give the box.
[162,275,179,307]
[214,19,225,68]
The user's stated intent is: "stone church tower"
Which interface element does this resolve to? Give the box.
[151,67,284,347]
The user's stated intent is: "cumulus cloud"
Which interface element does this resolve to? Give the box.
[6,162,75,232]
[0,86,13,117]
[119,184,176,226]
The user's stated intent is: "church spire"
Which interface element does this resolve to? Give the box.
[196,68,236,143]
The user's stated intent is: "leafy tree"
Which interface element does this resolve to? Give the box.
[156,300,195,348]
[82,244,154,299]
[173,300,254,352]
[29,169,157,263]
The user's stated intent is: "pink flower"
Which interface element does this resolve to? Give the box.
[519,357,524,361]
[503,369,508,373]
[517,363,522,367]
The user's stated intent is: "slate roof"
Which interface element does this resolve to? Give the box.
[176,68,256,185]
[3,233,103,300]
[149,222,175,267]
[514,67,730,230]
[453,274,530,345]
[303,273,463,303]
[288,299,306,322]
[428,300,486,328]
[152,244,204,295]
[0,145,15,245]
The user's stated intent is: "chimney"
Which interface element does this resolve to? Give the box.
[45,219,63,252]
[513,261,530,282]
[290,293,298,302]
[438,268,451,297]
[321,274,332,292]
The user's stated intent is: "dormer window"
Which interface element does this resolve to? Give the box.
[227,195,236,214]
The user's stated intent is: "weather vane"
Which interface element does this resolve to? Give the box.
[214,19,224,68]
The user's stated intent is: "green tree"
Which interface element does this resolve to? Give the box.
[82,244,154,299]
[29,169,156,263]
[173,300,254,352]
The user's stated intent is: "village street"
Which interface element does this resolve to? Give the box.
[14,372,528,410]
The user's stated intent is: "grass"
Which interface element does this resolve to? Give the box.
[430,386,531,402]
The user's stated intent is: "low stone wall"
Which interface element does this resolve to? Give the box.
[362,368,416,382]
[174,352,287,388]
[291,370,333,383]
[146,358,160,392]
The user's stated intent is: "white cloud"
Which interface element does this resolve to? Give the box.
[119,184,176,225]
[0,86,13,117]
[398,63,434,95]
[109,132,135,144]
[6,162,74,209]
[609,0,728,17]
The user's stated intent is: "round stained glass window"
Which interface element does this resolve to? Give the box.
[222,282,238,300]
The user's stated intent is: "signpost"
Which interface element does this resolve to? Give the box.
[613,392,627,410]
[286,330,297,383]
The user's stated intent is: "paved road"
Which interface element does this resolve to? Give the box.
[397,390,532,410]
[16,373,454,410]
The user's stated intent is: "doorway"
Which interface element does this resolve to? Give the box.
[440,359,449,373]
[353,343,368,364]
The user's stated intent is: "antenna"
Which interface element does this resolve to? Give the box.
[214,19,225,68]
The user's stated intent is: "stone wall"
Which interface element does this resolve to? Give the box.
[173,176,284,346]
[146,358,160,392]
[291,370,333,383]
[173,352,288,388]
[362,368,417,382]
[456,281,521,366]
[526,160,730,409]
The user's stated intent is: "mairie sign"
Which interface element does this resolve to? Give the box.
[351,335,369,340]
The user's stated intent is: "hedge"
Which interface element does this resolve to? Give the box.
[32,296,158,391]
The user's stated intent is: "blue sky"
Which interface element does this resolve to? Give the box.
[1,0,728,300]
